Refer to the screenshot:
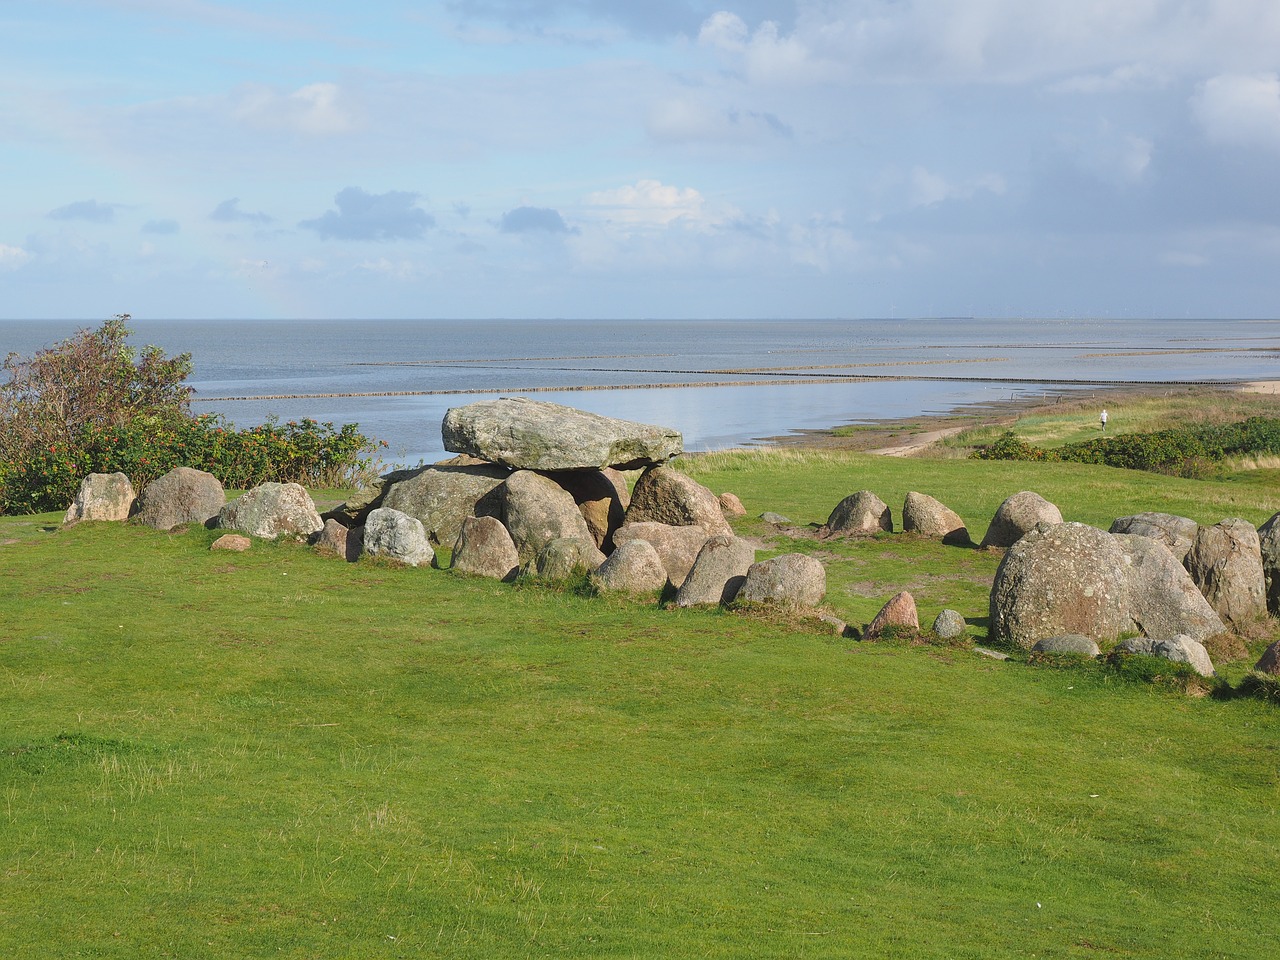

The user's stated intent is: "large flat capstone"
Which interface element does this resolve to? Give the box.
[442,397,683,471]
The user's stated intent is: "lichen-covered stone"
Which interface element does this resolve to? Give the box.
[442,397,682,471]
[218,482,324,540]
[362,508,434,567]
[64,472,135,524]
[133,467,225,530]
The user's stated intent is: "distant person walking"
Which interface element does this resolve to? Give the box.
[1100,408,1108,434]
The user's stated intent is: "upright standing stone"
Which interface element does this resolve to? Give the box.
[499,470,595,563]
[64,472,136,524]
[675,535,757,607]
[1259,511,1280,616]
[442,397,682,470]
[902,491,970,545]
[362,508,434,567]
[625,466,730,535]
[133,467,226,530]
[1183,519,1267,628]
[450,515,520,582]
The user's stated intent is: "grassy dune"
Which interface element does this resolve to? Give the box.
[2,449,1278,958]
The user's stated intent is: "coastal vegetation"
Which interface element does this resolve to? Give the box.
[0,317,381,515]
[3,439,1278,957]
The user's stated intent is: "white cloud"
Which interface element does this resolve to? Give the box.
[0,243,31,270]
[908,167,1007,208]
[586,179,730,230]
[231,82,359,136]
[1192,73,1280,151]
[698,10,843,86]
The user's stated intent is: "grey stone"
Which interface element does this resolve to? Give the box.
[450,515,520,581]
[675,534,756,607]
[532,537,607,579]
[1031,634,1100,657]
[626,466,731,535]
[1115,534,1225,642]
[380,463,509,547]
[863,591,919,640]
[759,512,791,525]
[132,467,226,530]
[64,472,135,524]
[218,482,324,540]
[590,539,668,594]
[821,490,892,537]
[989,522,1132,649]
[932,609,967,640]
[1151,635,1215,677]
[737,553,826,607]
[362,508,434,567]
[980,491,1062,549]
[902,491,970,545]
[1184,519,1267,628]
[1109,512,1199,562]
[442,397,682,471]
[1259,511,1280,616]
[499,470,596,563]
[613,521,711,589]
[327,465,425,527]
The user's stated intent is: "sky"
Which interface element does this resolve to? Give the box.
[3,0,1280,320]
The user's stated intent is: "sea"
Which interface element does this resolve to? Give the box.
[2,317,1277,468]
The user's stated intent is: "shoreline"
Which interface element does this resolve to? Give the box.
[758,379,1279,456]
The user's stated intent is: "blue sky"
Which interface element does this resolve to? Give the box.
[3,0,1279,320]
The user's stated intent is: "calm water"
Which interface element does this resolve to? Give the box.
[3,318,1277,466]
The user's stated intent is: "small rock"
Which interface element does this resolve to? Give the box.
[863,591,919,640]
[759,512,791,525]
[932,609,967,640]
[1031,634,1100,657]
[313,518,360,561]
[1254,639,1280,675]
[718,492,746,517]
[211,534,251,552]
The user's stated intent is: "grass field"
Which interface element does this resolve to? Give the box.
[2,448,1278,958]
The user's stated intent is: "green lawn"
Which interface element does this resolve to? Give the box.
[2,451,1278,958]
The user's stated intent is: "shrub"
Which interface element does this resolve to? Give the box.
[1,317,383,513]
[969,432,1057,462]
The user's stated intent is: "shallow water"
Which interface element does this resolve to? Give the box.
[3,317,1276,466]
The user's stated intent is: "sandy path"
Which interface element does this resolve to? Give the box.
[864,426,970,457]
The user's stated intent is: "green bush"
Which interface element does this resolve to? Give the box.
[973,417,1280,476]
[1,318,383,514]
